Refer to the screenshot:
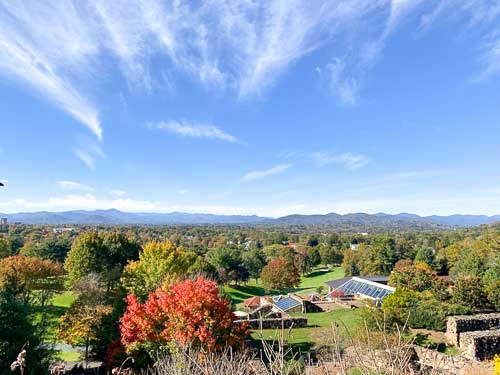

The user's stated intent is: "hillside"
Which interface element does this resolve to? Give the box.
[1,209,500,228]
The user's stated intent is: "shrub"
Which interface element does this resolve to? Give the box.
[451,276,488,310]
[120,277,248,359]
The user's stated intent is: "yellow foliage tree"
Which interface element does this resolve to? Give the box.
[121,240,199,300]
[58,301,112,364]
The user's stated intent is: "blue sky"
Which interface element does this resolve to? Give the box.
[1,0,500,217]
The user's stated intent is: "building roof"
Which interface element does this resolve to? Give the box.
[325,277,353,289]
[325,275,389,289]
[243,296,263,308]
[274,296,302,312]
[330,277,395,300]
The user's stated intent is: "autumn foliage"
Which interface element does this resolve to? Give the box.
[260,257,300,292]
[0,255,63,304]
[120,276,248,354]
[388,259,436,292]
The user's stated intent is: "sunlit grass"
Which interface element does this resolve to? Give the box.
[224,266,344,305]
[57,350,81,362]
[29,291,76,342]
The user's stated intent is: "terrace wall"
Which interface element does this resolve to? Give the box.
[235,317,307,330]
[459,329,500,361]
[445,313,500,346]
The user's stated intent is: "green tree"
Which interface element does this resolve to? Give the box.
[342,249,360,276]
[294,251,312,275]
[262,244,293,262]
[306,246,321,266]
[414,246,435,267]
[0,278,49,374]
[380,288,419,330]
[486,280,500,311]
[20,237,71,263]
[0,236,10,258]
[64,232,107,287]
[483,256,500,288]
[306,235,319,247]
[207,246,249,285]
[318,244,341,265]
[451,248,487,278]
[369,236,398,275]
[242,249,266,283]
[121,240,199,300]
[451,276,488,310]
[101,231,140,270]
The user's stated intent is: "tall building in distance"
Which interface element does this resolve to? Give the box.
[0,218,7,225]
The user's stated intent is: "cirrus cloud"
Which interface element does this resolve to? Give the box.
[150,121,239,143]
[242,164,290,181]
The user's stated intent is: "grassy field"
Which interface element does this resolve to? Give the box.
[29,291,76,342]
[252,309,363,353]
[224,266,344,306]
[58,351,81,362]
[225,266,357,353]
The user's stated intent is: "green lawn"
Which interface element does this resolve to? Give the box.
[29,291,76,342]
[224,266,344,306]
[57,351,81,362]
[252,309,363,353]
[298,267,344,294]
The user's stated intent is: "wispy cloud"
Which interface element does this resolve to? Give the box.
[57,180,93,192]
[326,58,359,105]
[177,189,189,195]
[0,1,102,139]
[310,152,370,170]
[150,121,238,143]
[1,0,499,139]
[358,169,440,191]
[73,139,106,171]
[109,189,127,198]
[242,164,290,181]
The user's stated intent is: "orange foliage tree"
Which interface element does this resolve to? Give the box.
[0,255,63,305]
[388,259,436,292]
[120,276,248,356]
[260,257,300,292]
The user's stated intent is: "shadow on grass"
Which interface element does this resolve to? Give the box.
[303,270,329,279]
[251,337,315,359]
[413,333,460,355]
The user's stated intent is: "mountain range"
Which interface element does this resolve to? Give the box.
[1,209,500,228]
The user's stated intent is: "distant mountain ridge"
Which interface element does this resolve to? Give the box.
[1,209,500,228]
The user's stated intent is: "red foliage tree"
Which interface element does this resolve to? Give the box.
[120,276,248,354]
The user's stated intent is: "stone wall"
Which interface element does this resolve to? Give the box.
[445,313,500,346]
[459,329,500,361]
[235,317,307,330]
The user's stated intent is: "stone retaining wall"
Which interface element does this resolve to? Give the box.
[445,313,500,346]
[459,329,500,361]
[235,317,307,329]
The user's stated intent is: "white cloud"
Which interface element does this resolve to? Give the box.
[1,0,499,138]
[150,121,238,143]
[326,58,359,105]
[0,1,102,139]
[57,180,93,191]
[73,138,105,170]
[109,189,127,197]
[177,189,189,195]
[4,190,500,217]
[242,164,290,181]
[311,152,370,170]
[0,0,390,111]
